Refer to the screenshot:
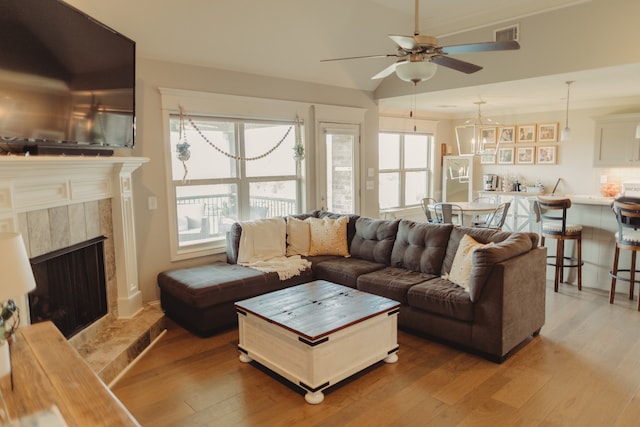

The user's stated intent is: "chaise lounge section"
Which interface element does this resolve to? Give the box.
[158,211,546,361]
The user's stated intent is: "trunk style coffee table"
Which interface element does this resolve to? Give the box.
[235,280,400,404]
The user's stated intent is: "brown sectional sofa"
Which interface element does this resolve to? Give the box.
[158,210,547,362]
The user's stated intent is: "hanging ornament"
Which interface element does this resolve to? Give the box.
[293,115,304,161]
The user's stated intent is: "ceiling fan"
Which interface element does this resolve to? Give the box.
[321,0,520,84]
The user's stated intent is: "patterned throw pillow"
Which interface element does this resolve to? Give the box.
[307,216,350,257]
[286,217,311,256]
[447,234,494,290]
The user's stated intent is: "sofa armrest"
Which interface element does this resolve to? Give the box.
[470,246,547,359]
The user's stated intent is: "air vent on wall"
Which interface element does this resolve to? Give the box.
[494,24,519,42]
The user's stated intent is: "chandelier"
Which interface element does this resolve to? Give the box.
[455,101,499,156]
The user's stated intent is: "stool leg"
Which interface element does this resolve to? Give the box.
[610,246,619,304]
[554,239,562,292]
[631,251,637,302]
[559,239,565,285]
[577,236,582,291]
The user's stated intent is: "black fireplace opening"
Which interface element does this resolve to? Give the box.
[29,236,108,339]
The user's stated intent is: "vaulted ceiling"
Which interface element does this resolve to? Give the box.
[66,0,639,116]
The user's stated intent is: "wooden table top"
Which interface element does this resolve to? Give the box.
[235,280,400,341]
[0,321,139,426]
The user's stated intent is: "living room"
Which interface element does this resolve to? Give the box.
[2,0,640,425]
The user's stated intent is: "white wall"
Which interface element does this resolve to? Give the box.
[471,103,640,196]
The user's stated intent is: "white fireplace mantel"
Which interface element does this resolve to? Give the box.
[0,155,149,319]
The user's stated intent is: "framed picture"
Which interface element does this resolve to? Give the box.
[517,146,535,164]
[480,126,497,145]
[498,126,515,144]
[538,122,559,142]
[537,146,557,164]
[498,147,514,164]
[480,148,496,164]
[517,124,536,143]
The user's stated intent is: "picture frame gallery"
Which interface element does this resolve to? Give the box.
[478,122,559,165]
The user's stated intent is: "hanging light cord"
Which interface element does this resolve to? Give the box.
[564,81,574,130]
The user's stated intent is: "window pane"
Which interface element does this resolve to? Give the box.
[176,184,237,246]
[404,134,428,169]
[245,122,297,177]
[405,171,427,206]
[249,181,297,218]
[170,117,236,181]
[378,133,400,170]
[379,172,400,209]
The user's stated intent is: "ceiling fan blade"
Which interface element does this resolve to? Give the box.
[371,60,407,80]
[389,35,418,50]
[321,53,399,62]
[431,56,482,74]
[440,40,520,55]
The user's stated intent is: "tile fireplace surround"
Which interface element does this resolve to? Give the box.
[0,155,151,377]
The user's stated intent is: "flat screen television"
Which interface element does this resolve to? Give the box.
[0,0,135,154]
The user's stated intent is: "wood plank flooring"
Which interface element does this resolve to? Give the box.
[111,282,640,426]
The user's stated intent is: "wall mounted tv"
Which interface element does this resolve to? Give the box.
[0,0,135,155]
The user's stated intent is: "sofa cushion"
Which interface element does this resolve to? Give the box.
[158,262,272,309]
[313,257,386,288]
[307,216,350,256]
[447,234,495,290]
[349,217,400,264]
[357,267,437,305]
[407,277,474,322]
[390,220,453,274]
[286,217,310,256]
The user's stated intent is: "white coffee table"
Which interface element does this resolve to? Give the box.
[235,280,400,404]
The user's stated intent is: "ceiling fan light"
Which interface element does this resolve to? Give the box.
[395,61,437,83]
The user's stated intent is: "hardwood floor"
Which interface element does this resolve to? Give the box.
[111,282,640,426]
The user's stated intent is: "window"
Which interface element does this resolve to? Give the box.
[168,114,302,256]
[378,132,432,210]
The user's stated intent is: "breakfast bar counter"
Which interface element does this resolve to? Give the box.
[478,191,618,291]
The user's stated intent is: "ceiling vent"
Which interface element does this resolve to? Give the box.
[494,24,519,42]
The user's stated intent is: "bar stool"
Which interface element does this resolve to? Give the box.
[535,197,583,292]
[609,198,640,310]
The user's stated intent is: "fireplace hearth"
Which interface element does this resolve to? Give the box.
[29,236,108,338]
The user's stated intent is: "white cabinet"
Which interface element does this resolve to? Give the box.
[478,191,535,232]
[593,114,640,166]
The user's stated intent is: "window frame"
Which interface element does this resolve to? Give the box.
[378,130,433,210]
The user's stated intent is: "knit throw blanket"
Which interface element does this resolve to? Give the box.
[237,218,311,280]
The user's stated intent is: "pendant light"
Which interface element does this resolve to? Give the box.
[561,81,574,142]
[455,101,499,155]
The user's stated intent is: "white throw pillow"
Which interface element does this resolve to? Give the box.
[286,217,311,256]
[447,234,494,290]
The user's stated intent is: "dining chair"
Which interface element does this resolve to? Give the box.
[433,203,465,225]
[420,198,439,223]
[473,202,511,230]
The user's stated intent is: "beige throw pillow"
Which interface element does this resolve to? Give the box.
[286,217,311,256]
[307,216,350,257]
[447,234,494,290]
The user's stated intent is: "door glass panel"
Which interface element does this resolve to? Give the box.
[324,129,356,214]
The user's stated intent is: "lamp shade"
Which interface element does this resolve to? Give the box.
[395,61,437,83]
[0,232,36,300]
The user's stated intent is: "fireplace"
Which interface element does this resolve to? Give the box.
[29,236,108,338]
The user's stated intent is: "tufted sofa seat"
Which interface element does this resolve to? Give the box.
[158,211,547,362]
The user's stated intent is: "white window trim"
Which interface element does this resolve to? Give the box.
[159,88,365,261]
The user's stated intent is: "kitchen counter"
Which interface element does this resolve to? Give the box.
[479,191,614,206]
